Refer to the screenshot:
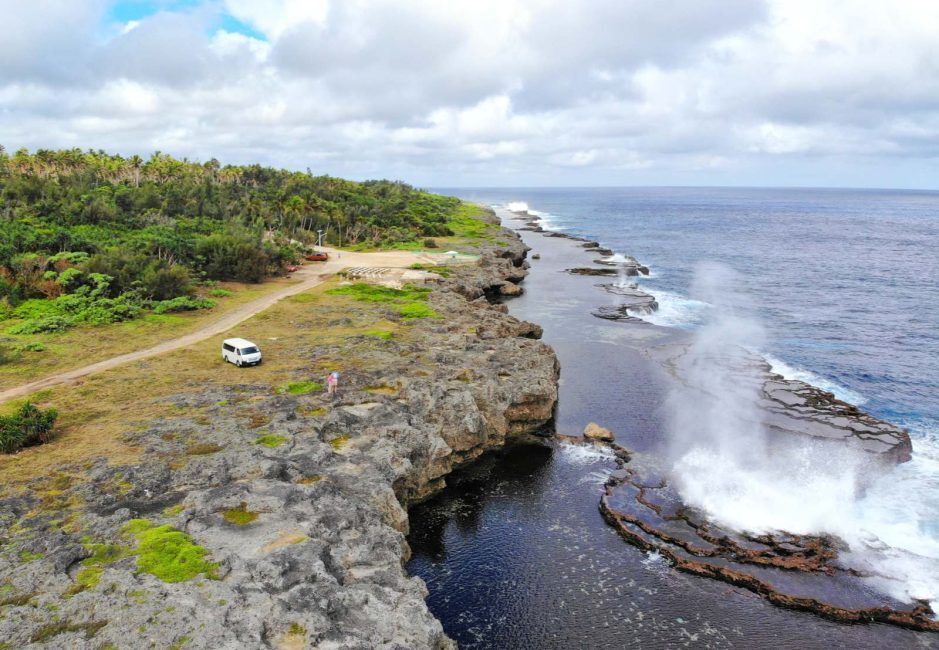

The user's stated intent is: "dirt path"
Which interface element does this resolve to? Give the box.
[0,248,443,404]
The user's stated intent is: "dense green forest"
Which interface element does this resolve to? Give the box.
[0,147,467,333]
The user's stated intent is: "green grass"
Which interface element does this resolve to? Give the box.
[255,434,287,448]
[29,620,107,644]
[276,380,324,395]
[122,519,218,583]
[326,283,430,303]
[329,435,350,450]
[222,502,258,526]
[363,329,393,340]
[326,283,438,320]
[408,263,453,277]
[445,203,500,239]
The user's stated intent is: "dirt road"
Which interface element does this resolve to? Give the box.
[0,248,444,404]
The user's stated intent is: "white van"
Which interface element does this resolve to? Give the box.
[222,338,262,367]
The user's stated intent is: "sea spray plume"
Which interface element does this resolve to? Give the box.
[665,262,863,534]
[665,262,767,468]
[664,262,939,610]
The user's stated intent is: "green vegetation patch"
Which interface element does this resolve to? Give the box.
[363,329,393,340]
[0,402,58,454]
[409,263,453,277]
[151,296,215,314]
[186,442,223,455]
[30,620,107,644]
[122,519,218,583]
[0,590,34,607]
[208,288,232,298]
[326,283,438,320]
[222,502,258,526]
[255,434,287,448]
[329,435,351,451]
[276,380,324,395]
[446,203,499,240]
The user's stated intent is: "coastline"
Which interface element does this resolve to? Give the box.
[0,214,558,649]
[494,205,935,632]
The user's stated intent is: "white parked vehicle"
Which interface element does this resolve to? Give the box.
[222,338,262,367]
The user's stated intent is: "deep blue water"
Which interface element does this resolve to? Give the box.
[438,187,939,448]
[408,187,939,647]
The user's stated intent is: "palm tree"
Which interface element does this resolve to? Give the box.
[129,154,143,188]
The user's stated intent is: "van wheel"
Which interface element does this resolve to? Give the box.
[236,360,242,367]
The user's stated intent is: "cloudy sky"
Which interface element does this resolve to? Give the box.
[2,0,939,188]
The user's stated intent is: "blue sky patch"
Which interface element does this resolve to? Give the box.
[107,1,266,40]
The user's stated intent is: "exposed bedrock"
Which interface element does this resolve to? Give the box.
[600,459,939,632]
[592,284,659,321]
[0,226,559,649]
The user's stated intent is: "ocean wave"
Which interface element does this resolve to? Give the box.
[503,201,570,231]
[557,441,616,465]
[640,289,709,329]
[763,354,867,405]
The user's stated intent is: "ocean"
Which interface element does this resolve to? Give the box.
[407,187,939,647]
[444,187,938,440]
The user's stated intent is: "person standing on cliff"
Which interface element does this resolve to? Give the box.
[325,371,340,398]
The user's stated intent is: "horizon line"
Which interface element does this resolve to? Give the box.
[425,184,939,193]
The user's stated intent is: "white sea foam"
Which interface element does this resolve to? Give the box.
[502,201,567,231]
[763,354,867,405]
[641,289,709,329]
[557,441,615,465]
[666,262,939,612]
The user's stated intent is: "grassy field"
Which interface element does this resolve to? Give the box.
[0,277,417,490]
[0,202,499,394]
[343,202,509,252]
[0,277,308,391]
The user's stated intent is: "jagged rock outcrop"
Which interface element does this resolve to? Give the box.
[0,224,558,649]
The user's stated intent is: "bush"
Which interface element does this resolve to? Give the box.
[208,288,232,298]
[9,315,75,334]
[151,296,215,314]
[0,402,59,453]
[423,238,438,248]
[140,263,192,301]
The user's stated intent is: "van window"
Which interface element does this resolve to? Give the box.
[223,343,234,352]
[240,346,259,355]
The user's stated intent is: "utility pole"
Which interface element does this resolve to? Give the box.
[317,229,324,248]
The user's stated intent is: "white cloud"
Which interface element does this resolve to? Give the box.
[1,0,939,187]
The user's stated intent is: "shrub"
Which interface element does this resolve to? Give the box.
[423,238,438,248]
[208,288,232,298]
[140,263,192,301]
[9,315,75,334]
[151,296,215,314]
[0,402,59,453]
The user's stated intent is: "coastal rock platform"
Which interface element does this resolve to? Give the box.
[601,457,939,632]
